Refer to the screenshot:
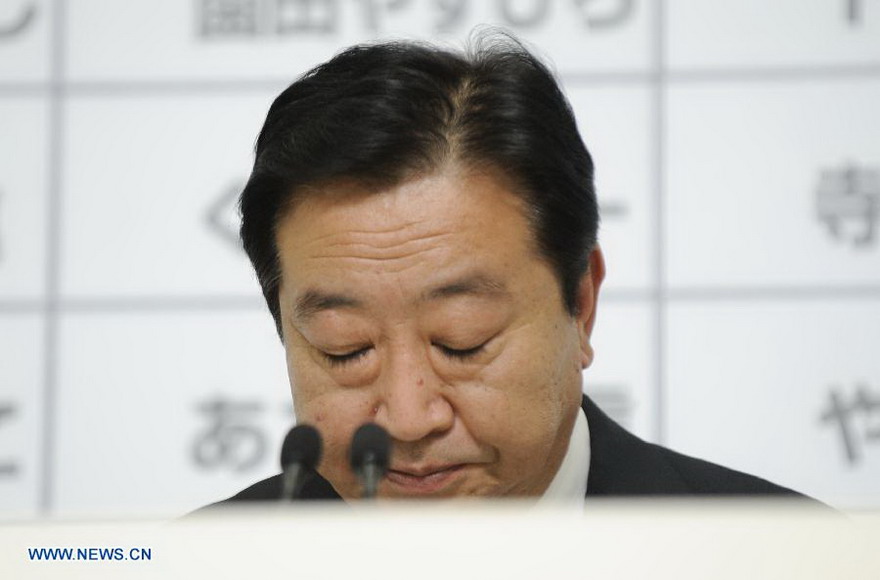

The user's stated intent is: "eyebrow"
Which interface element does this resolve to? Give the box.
[292,274,510,324]
[421,274,510,302]
[293,291,363,323]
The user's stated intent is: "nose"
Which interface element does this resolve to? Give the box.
[373,344,454,443]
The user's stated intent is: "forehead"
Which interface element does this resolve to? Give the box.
[274,168,537,287]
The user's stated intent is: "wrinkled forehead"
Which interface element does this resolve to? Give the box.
[273,167,541,295]
[275,163,538,251]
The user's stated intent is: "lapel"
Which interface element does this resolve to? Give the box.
[582,394,691,496]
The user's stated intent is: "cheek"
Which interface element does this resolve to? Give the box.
[481,326,580,405]
[286,341,346,412]
[298,397,347,462]
[460,327,580,449]
[294,388,375,457]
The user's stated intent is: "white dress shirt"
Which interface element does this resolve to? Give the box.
[536,406,590,505]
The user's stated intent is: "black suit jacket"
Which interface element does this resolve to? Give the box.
[212,395,800,504]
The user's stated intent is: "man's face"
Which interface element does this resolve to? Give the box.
[275,166,603,499]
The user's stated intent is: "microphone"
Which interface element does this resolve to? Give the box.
[279,424,322,501]
[349,423,391,500]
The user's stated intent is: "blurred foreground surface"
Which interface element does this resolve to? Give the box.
[1,500,877,579]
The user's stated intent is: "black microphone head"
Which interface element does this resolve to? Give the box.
[280,424,322,470]
[349,423,391,473]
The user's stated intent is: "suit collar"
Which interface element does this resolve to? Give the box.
[582,394,690,495]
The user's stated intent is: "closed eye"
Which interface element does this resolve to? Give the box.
[323,347,371,367]
[435,343,486,361]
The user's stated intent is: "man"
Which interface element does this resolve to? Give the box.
[214,36,800,503]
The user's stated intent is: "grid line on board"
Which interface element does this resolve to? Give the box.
[3,62,880,97]
[5,287,880,315]
[652,0,668,446]
[39,0,65,516]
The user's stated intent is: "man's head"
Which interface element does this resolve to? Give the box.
[240,36,604,499]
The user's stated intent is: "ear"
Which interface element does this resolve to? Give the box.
[575,246,605,369]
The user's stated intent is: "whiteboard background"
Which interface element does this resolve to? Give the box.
[1,0,879,518]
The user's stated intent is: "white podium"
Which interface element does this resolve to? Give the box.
[2,500,877,579]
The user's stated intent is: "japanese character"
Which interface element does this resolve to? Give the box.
[498,0,549,29]
[846,0,863,25]
[276,0,339,35]
[205,180,245,250]
[434,0,468,33]
[357,0,411,33]
[820,384,880,466]
[599,199,628,219]
[573,0,633,29]
[816,163,880,248]
[0,403,17,477]
[0,2,36,40]
[198,0,262,38]
[192,397,267,472]
[589,385,633,429]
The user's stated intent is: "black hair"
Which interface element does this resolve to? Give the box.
[240,34,598,338]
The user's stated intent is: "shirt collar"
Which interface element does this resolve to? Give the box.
[537,405,590,505]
